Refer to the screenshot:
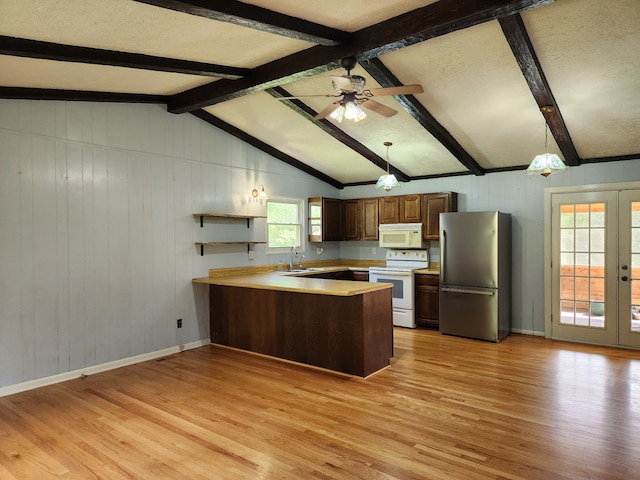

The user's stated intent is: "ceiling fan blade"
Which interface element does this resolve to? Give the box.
[366,84,424,97]
[314,101,340,120]
[360,100,398,118]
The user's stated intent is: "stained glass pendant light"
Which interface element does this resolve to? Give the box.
[526,106,567,177]
[375,141,399,191]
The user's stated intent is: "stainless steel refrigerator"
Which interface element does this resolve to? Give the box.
[439,211,512,342]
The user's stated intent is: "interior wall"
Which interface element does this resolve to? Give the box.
[342,161,640,335]
[0,99,340,389]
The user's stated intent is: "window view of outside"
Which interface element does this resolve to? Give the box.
[266,200,302,249]
[631,201,640,331]
[559,203,606,328]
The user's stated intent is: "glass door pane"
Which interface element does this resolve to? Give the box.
[551,191,617,345]
[619,193,640,347]
[558,203,606,327]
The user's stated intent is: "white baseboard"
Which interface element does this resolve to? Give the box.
[511,328,545,336]
[0,338,211,398]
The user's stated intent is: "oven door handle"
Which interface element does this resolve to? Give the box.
[370,270,413,277]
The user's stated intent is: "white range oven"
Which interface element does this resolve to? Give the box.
[369,249,429,328]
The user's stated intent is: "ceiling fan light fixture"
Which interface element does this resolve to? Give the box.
[344,100,367,122]
[527,106,567,177]
[330,94,366,123]
[376,141,399,191]
[329,104,346,122]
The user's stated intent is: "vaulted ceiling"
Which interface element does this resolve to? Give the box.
[1,0,639,188]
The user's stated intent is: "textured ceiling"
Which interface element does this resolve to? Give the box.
[1,0,638,188]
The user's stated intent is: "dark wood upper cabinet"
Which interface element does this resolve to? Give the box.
[361,198,379,241]
[310,192,456,242]
[400,194,421,223]
[308,197,342,242]
[378,196,400,224]
[421,192,457,241]
[343,199,360,241]
[343,197,378,241]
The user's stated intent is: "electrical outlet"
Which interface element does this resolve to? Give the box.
[372,247,377,254]
[317,247,323,255]
[177,318,182,328]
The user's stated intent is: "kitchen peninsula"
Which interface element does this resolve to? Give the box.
[193,271,393,377]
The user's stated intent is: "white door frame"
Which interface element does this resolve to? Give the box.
[544,181,640,339]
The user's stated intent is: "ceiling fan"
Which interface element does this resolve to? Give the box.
[278,57,423,122]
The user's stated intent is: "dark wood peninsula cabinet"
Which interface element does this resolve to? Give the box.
[415,274,440,329]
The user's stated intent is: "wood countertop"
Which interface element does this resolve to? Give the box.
[413,268,440,275]
[192,272,392,296]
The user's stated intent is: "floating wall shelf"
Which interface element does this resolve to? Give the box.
[193,213,266,256]
[193,213,266,228]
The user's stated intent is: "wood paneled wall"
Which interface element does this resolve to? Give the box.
[0,100,339,389]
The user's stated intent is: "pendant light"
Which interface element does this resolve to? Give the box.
[526,106,567,177]
[375,141,399,191]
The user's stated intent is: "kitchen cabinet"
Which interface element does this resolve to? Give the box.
[361,198,379,240]
[351,270,370,282]
[379,196,400,224]
[421,192,457,241]
[305,269,370,281]
[343,199,360,241]
[343,198,379,241]
[380,195,422,224]
[308,197,342,242]
[415,273,439,329]
[400,194,421,223]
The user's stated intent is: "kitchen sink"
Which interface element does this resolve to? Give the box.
[287,267,329,273]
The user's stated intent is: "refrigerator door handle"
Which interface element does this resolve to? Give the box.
[440,229,446,283]
[441,287,495,296]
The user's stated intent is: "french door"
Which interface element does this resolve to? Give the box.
[549,187,640,348]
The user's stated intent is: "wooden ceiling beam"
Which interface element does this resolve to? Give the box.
[168,0,554,113]
[191,110,345,189]
[499,14,580,166]
[0,35,249,79]
[360,58,486,177]
[0,87,167,103]
[266,86,411,183]
[132,0,350,46]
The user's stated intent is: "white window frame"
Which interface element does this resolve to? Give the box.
[265,197,305,254]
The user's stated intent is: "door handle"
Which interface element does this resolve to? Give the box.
[441,287,495,296]
[621,276,629,281]
[440,229,446,284]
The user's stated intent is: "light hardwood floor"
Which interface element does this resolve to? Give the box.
[1,328,639,479]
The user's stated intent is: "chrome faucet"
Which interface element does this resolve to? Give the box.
[289,246,296,271]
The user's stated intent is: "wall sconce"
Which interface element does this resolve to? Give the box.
[526,106,567,177]
[251,184,268,201]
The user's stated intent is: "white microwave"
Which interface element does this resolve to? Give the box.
[378,223,423,249]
